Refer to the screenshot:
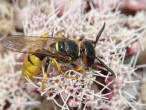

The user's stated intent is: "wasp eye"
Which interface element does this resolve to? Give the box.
[57,41,66,56]
[58,41,65,51]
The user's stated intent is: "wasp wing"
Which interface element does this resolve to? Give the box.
[1,35,67,53]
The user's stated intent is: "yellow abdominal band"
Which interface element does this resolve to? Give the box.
[22,54,42,78]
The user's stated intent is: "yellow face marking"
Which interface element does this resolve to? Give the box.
[56,42,59,52]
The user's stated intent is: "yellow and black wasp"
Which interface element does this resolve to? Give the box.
[1,23,115,90]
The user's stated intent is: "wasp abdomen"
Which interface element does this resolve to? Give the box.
[22,54,42,78]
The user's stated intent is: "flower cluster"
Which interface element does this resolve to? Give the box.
[0,0,146,110]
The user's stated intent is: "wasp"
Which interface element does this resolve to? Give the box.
[1,23,115,90]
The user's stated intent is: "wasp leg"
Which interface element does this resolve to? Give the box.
[32,50,49,91]
[41,58,50,91]
[71,63,85,72]
[51,59,77,78]
[41,71,47,91]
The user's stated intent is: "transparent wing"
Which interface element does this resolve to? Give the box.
[1,35,66,53]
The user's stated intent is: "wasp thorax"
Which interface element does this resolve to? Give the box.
[50,40,79,62]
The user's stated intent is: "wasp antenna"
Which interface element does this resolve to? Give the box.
[94,22,106,48]
[95,57,117,78]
